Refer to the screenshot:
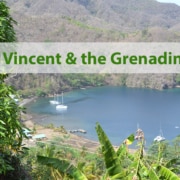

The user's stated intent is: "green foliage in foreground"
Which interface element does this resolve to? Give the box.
[1,72,179,179]
[21,142,104,179]
[0,74,23,150]
[96,123,124,179]
[37,156,88,180]
[96,122,180,180]
[0,74,27,180]
[22,124,180,180]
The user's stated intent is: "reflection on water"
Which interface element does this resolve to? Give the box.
[56,108,67,113]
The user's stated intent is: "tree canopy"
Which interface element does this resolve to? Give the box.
[0,0,17,42]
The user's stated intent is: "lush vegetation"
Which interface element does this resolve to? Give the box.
[1,72,179,180]
[8,74,107,98]
[0,74,27,179]
[21,139,104,180]
[18,124,180,179]
[0,1,27,179]
[95,123,180,179]
[0,0,17,42]
[6,73,180,98]
[1,1,180,179]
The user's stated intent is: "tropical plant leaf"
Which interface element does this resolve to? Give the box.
[165,158,179,169]
[95,123,125,178]
[116,144,127,157]
[157,165,180,180]
[149,170,159,180]
[111,171,128,179]
[126,134,135,145]
[116,144,133,166]
[37,155,88,180]
[148,165,159,180]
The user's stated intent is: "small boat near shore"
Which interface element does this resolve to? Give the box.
[50,100,59,105]
[49,94,60,105]
[56,104,68,110]
[56,92,68,110]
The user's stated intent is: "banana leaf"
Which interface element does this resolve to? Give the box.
[37,155,88,180]
[96,123,126,179]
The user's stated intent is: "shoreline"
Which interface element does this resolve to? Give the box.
[20,97,100,153]
[20,96,137,153]
[19,96,37,107]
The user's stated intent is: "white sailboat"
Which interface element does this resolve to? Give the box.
[49,94,60,105]
[56,92,68,110]
[154,128,165,142]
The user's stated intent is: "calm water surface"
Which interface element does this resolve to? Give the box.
[27,86,180,146]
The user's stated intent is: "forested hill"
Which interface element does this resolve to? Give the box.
[7,74,178,97]
[6,0,180,95]
[8,0,180,42]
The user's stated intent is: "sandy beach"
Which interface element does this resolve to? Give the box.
[20,97,100,153]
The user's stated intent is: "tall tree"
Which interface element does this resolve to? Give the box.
[0,74,25,179]
[0,0,17,42]
[0,1,25,179]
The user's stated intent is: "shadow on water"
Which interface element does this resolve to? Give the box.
[66,96,92,104]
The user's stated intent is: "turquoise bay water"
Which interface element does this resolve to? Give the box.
[27,86,180,146]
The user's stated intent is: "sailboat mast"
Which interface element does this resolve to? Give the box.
[137,122,139,129]
[57,94,58,102]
